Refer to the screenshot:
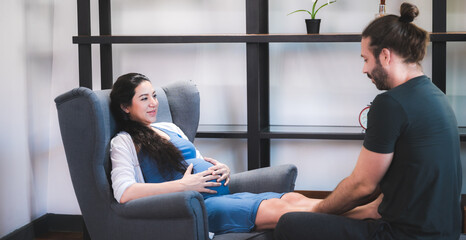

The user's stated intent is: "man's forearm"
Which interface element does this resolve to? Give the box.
[314,176,379,215]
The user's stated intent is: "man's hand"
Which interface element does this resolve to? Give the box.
[342,194,383,220]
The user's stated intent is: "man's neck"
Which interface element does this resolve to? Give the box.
[390,63,424,89]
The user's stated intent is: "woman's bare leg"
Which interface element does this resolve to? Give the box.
[280,192,382,220]
[254,198,301,230]
[254,192,321,230]
[254,192,382,231]
[280,192,322,210]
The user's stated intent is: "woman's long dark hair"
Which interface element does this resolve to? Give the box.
[362,2,429,65]
[110,73,187,177]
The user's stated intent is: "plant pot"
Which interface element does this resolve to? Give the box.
[305,19,321,34]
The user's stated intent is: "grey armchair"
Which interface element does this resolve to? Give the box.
[55,80,297,240]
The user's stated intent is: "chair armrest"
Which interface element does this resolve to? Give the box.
[228,164,297,194]
[112,191,207,219]
[111,191,209,240]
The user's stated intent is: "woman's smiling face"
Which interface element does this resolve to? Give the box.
[122,80,159,126]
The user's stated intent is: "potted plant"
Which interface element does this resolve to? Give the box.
[288,0,337,34]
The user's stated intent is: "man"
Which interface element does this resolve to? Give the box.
[275,3,462,240]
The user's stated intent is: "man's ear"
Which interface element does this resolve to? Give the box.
[379,48,391,66]
[120,104,129,113]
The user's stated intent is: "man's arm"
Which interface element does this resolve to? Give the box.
[313,146,393,215]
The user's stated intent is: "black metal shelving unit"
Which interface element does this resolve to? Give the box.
[75,0,466,170]
[73,32,466,44]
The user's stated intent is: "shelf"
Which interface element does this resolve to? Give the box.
[430,32,466,42]
[196,124,248,139]
[73,32,466,44]
[262,125,365,140]
[72,34,361,44]
[195,125,366,140]
[196,125,466,141]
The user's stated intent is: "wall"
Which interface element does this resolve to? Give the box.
[97,0,466,192]
[46,0,81,215]
[0,0,54,237]
[0,0,465,237]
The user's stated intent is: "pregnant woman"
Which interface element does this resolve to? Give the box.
[110,73,327,235]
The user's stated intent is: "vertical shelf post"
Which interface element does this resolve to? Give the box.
[99,0,113,89]
[246,0,270,170]
[77,0,92,89]
[432,0,447,93]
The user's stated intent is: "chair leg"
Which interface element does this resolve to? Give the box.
[83,220,91,240]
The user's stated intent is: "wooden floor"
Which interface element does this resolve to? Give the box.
[32,231,466,240]
[35,232,83,240]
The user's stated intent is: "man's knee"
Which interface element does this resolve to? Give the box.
[274,212,312,240]
[274,212,293,240]
[275,212,379,240]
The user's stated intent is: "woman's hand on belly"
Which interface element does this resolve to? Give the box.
[178,163,221,194]
[204,157,231,186]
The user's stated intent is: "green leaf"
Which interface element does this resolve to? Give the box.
[287,0,336,19]
[314,0,336,17]
[287,9,312,17]
[311,0,319,19]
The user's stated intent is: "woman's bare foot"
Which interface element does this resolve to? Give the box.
[343,195,382,220]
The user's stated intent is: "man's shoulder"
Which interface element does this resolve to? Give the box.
[372,92,401,110]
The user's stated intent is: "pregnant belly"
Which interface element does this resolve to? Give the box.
[185,158,230,199]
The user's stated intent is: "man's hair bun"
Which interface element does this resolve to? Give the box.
[399,2,419,23]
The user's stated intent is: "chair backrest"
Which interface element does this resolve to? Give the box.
[54,80,199,235]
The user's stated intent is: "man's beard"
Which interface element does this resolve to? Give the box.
[367,60,390,90]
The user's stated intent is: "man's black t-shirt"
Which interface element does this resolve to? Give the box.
[363,75,462,239]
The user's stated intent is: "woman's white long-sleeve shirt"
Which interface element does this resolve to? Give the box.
[110,122,202,203]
